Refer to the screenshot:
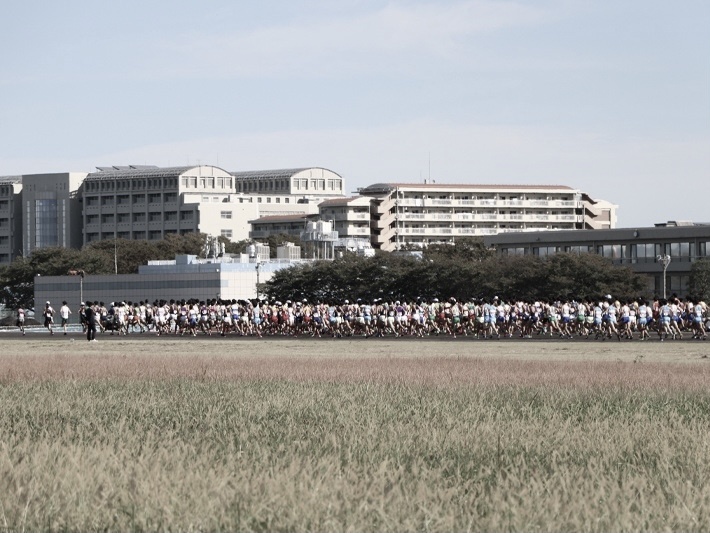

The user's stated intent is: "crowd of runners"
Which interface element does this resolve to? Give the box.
[26,295,709,342]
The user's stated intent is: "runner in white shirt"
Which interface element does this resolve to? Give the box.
[59,301,72,335]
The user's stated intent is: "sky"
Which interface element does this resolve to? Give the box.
[1,0,708,228]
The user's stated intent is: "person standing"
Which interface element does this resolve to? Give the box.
[17,307,26,336]
[85,301,98,342]
[60,301,72,335]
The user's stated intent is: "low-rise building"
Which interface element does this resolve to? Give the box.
[34,254,307,315]
[484,224,710,297]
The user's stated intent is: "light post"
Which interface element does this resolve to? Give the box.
[657,254,671,299]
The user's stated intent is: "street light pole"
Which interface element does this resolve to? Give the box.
[657,254,671,299]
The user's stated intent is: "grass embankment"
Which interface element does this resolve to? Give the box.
[1,355,710,531]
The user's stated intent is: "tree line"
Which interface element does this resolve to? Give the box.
[264,238,710,304]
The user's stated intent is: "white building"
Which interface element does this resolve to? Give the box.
[317,196,371,240]
[358,182,617,251]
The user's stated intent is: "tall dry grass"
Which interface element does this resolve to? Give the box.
[1,344,710,531]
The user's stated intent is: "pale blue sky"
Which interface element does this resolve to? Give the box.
[1,0,708,227]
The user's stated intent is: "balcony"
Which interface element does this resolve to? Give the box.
[396,198,582,209]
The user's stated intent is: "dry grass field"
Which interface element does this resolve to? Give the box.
[1,336,710,531]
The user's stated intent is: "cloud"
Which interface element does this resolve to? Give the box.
[8,117,706,228]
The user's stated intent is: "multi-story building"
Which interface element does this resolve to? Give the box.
[22,172,88,257]
[317,196,371,240]
[358,182,617,251]
[581,193,617,230]
[0,176,23,264]
[82,165,246,243]
[82,165,346,244]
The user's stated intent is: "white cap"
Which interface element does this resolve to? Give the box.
[46,301,50,305]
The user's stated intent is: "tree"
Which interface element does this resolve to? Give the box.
[259,234,302,259]
[689,260,710,301]
[423,237,494,263]
[219,237,250,255]
[263,249,648,304]
[0,246,112,309]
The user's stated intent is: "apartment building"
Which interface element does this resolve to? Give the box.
[358,182,617,251]
[317,196,371,240]
[0,176,23,264]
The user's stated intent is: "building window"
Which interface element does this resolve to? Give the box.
[503,247,526,256]
[133,231,146,240]
[221,229,233,239]
[133,195,145,204]
[101,214,115,224]
[149,230,162,240]
[148,193,161,203]
[180,211,193,221]
[220,211,232,219]
[35,199,58,248]
[597,244,625,260]
[631,243,655,263]
[133,213,146,223]
[164,192,177,202]
[164,211,177,222]
[149,212,162,222]
[100,196,114,206]
[655,242,691,261]
[117,195,130,205]
[533,246,558,257]
[567,245,591,254]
